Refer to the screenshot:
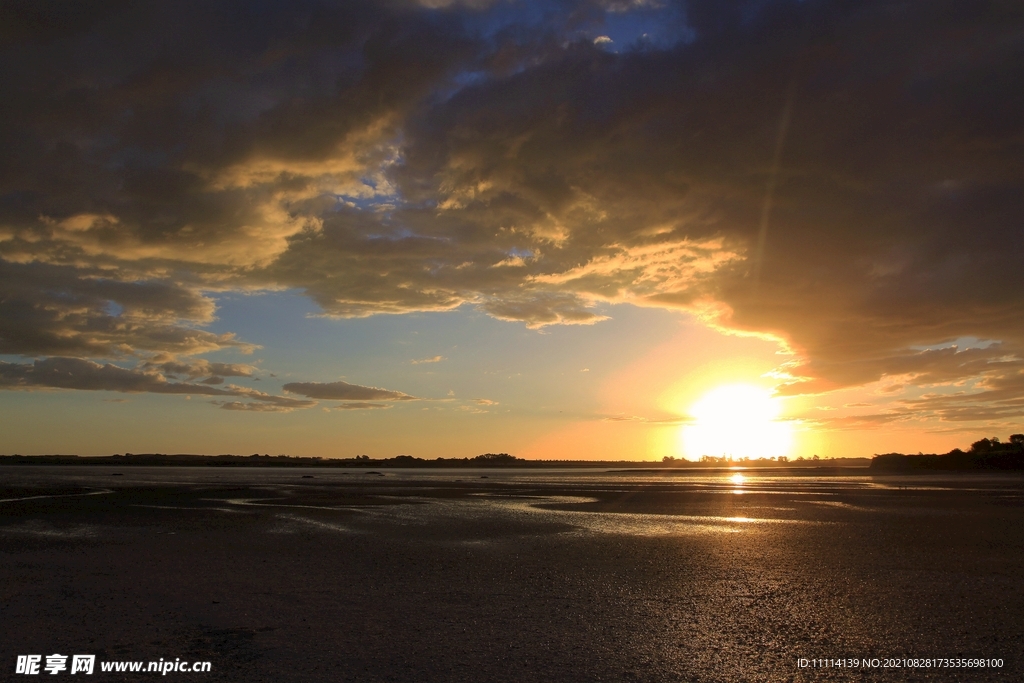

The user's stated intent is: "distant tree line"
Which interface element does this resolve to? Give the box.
[659,454,870,467]
[382,453,524,467]
[0,452,528,468]
[870,434,1024,471]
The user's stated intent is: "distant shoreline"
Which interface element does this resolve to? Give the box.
[0,453,871,469]
[4,450,1023,471]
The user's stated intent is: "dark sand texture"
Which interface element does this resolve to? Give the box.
[1,467,1022,681]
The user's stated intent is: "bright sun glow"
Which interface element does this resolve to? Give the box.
[681,384,792,459]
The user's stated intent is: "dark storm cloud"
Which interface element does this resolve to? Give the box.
[0,0,476,270]
[381,0,1024,390]
[2,0,1022,426]
[0,260,249,357]
[283,380,418,401]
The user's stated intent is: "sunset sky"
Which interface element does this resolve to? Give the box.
[1,0,1022,459]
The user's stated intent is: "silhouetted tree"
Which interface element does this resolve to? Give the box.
[873,433,1024,470]
[472,453,519,463]
[971,438,995,453]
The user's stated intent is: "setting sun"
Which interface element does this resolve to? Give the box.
[681,384,792,460]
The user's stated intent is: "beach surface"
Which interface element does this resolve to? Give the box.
[1,466,1022,681]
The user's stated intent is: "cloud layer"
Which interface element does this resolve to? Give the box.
[2,0,1022,424]
[0,357,314,411]
[283,380,418,402]
[0,357,421,412]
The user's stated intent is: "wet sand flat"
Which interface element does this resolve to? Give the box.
[1,466,1022,681]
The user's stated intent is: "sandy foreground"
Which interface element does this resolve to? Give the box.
[1,466,1022,682]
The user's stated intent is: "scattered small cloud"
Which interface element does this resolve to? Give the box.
[328,402,394,411]
[411,355,445,364]
[803,413,912,431]
[601,414,689,424]
[213,401,297,413]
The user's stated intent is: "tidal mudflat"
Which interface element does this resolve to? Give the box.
[2,466,1022,681]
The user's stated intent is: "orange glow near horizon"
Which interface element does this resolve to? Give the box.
[681,384,792,460]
